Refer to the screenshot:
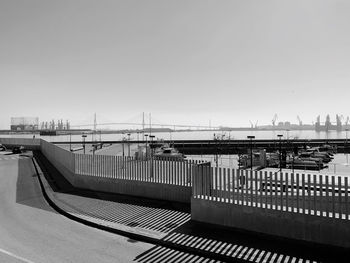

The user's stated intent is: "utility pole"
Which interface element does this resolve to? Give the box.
[127,133,131,157]
[247,136,255,171]
[69,133,72,151]
[149,113,152,137]
[277,134,283,173]
[82,134,87,154]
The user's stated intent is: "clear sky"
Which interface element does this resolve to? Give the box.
[1,0,350,129]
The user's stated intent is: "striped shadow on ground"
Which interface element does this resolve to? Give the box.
[134,245,223,263]
[51,192,191,236]
[157,226,322,263]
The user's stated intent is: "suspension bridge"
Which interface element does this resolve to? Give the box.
[70,113,223,131]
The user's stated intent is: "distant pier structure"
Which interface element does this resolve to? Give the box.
[315,114,343,132]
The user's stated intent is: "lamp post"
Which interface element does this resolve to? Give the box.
[144,134,148,158]
[127,133,131,157]
[137,131,140,148]
[122,133,125,159]
[247,136,255,171]
[82,134,87,154]
[346,129,349,164]
[277,134,283,173]
[69,133,72,152]
[345,129,349,153]
[149,135,155,156]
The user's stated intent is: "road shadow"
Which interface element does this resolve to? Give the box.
[16,156,56,213]
[133,220,349,263]
[134,245,222,263]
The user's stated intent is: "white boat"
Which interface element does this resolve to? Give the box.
[153,144,185,159]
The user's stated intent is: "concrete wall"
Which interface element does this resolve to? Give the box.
[191,198,350,248]
[0,138,41,150]
[74,174,192,203]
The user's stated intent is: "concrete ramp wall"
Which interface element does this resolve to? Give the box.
[191,198,350,248]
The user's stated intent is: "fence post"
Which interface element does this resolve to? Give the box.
[227,168,231,204]
[345,177,349,220]
[325,175,330,218]
[313,174,317,216]
[338,176,342,219]
[254,170,258,208]
[307,173,311,215]
[332,176,336,218]
[232,169,235,204]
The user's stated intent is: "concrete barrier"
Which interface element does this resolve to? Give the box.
[0,138,41,150]
[74,174,192,203]
[191,197,350,248]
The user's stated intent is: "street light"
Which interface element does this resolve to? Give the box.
[69,133,72,152]
[247,136,255,171]
[346,128,349,165]
[345,129,349,153]
[149,135,155,156]
[277,134,283,173]
[82,134,87,154]
[121,133,125,158]
[144,134,149,157]
[137,131,140,148]
[127,133,131,157]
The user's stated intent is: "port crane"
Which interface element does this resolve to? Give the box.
[272,114,278,127]
[345,116,350,126]
[249,120,258,129]
[297,115,302,126]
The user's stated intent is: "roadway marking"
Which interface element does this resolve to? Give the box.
[0,248,36,263]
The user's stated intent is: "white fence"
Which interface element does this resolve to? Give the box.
[193,166,350,220]
[39,139,194,202]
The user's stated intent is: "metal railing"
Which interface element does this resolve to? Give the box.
[193,166,350,220]
[74,154,196,186]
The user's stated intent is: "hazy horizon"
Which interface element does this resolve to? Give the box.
[1,0,350,129]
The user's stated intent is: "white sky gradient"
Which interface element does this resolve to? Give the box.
[1,0,350,129]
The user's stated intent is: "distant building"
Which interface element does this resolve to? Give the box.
[11,117,39,131]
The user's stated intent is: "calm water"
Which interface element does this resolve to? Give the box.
[1,129,349,142]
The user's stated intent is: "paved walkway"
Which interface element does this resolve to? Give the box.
[33,152,347,263]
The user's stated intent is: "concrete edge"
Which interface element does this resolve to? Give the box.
[31,156,243,263]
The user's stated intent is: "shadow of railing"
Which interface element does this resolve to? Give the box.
[134,245,222,263]
[134,221,345,263]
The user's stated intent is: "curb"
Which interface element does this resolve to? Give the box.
[31,156,243,263]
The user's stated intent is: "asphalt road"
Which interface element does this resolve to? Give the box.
[0,154,155,263]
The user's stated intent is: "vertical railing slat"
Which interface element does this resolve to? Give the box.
[302,173,305,214]
[345,177,349,220]
[332,176,336,218]
[296,173,300,213]
[307,173,311,215]
[232,169,235,204]
[338,176,342,219]
[319,174,323,217]
[313,174,317,216]
[325,175,330,218]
